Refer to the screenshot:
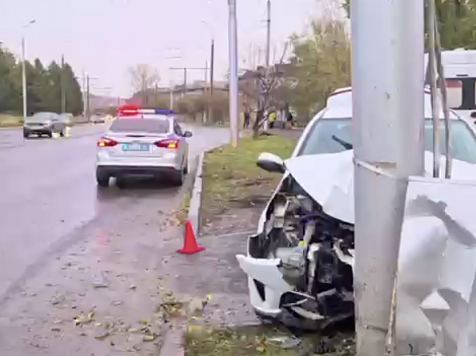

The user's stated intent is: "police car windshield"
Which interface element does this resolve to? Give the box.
[299,118,476,164]
[110,118,169,134]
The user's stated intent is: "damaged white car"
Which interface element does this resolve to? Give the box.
[236,87,476,331]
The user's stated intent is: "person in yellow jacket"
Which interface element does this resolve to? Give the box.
[268,111,277,129]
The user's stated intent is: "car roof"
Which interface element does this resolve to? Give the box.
[317,87,460,121]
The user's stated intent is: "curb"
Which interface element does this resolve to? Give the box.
[187,151,205,236]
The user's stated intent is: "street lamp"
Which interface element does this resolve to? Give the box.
[201,20,215,124]
[21,20,36,125]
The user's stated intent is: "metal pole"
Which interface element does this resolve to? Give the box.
[265,0,271,68]
[21,36,27,124]
[427,0,440,178]
[210,38,215,123]
[86,75,90,122]
[351,1,424,355]
[228,0,239,147]
[183,68,187,98]
[82,69,86,116]
[61,54,66,113]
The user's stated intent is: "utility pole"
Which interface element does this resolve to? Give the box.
[351,1,424,355]
[21,37,27,123]
[86,75,90,122]
[210,38,215,124]
[183,68,187,98]
[21,20,35,125]
[61,54,66,113]
[228,0,239,147]
[82,69,86,116]
[265,0,271,69]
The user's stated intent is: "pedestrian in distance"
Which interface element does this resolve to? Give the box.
[243,110,251,129]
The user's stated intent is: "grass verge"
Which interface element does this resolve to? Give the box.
[185,324,355,356]
[201,134,296,223]
[0,115,22,127]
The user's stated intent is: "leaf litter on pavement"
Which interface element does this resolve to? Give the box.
[69,274,214,351]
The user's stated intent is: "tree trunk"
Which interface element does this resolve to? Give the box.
[253,108,263,139]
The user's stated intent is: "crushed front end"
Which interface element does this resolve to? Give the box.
[237,175,355,329]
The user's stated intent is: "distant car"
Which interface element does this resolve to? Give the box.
[23,112,67,138]
[95,107,192,188]
[91,115,105,124]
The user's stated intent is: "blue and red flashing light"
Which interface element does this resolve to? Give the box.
[117,105,175,117]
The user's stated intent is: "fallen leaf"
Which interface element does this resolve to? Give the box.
[130,284,137,290]
[143,334,157,342]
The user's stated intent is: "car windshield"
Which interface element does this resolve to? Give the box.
[27,113,53,122]
[110,118,169,134]
[298,118,476,164]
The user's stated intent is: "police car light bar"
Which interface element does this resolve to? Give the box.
[118,105,174,117]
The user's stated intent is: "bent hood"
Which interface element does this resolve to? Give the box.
[285,150,476,354]
[284,150,476,224]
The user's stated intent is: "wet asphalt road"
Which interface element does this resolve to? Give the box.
[0,123,230,304]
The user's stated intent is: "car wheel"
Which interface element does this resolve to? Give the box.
[47,131,53,138]
[60,129,65,137]
[170,169,184,186]
[23,130,30,139]
[96,169,110,188]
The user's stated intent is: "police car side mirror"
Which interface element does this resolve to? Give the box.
[183,131,193,138]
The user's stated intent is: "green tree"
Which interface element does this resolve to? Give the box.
[0,46,21,112]
[0,46,84,115]
[62,63,83,115]
[343,0,476,49]
[286,18,351,122]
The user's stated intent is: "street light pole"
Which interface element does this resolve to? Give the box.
[21,36,27,124]
[21,20,36,125]
[228,0,239,147]
[351,0,425,355]
[210,38,215,124]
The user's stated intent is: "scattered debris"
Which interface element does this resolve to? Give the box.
[50,294,66,306]
[92,272,109,288]
[74,311,95,326]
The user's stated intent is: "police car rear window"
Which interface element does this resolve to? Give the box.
[110,119,169,134]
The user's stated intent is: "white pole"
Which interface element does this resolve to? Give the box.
[228,0,239,147]
[351,0,425,355]
[21,36,27,124]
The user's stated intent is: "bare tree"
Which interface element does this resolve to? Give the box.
[128,64,160,106]
[252,42,289,138]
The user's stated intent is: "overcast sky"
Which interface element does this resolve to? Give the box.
[0,0,326,98]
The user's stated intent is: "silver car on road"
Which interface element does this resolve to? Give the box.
[95,108,192,187]
[23,112,67,138]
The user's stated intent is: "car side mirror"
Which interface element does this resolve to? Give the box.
[183,131,193,138]
[257,152,285,174]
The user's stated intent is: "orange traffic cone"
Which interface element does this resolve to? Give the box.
[177,220,205,254]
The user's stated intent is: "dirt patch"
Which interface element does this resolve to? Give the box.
[201,135,295,234]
